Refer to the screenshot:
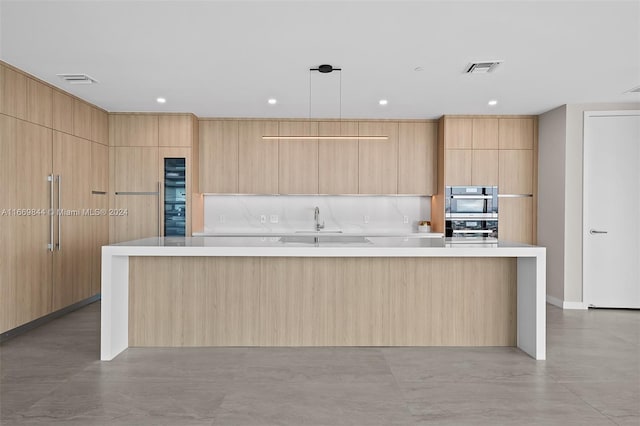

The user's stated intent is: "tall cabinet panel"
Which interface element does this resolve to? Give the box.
[90,142,109,296]
[199,120,239,193]
[398,122,437,195]
[358,121,398,194]
[238,121,279,194]
[278,121,318,194]
[15,122,53,325]
[318,121,359,194]
[52,132,92,310]
[0,115,18,332]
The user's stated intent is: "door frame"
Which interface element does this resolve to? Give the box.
[582,110,640,308]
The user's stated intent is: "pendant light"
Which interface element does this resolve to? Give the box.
[262,64,388,141]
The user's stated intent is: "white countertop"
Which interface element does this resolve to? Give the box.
[192,231,444,238]
[105,236,544,258]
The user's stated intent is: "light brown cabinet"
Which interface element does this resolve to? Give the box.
[109,114,158,147]
[499,197,534,244]
[199,120,239,193]
[472,149,499,186]
[113,147,159,192]
[0,66,27,120]
[472,118,499,149]
[318,121,359,194]
[445,149,472,186]
[91,107,109,146]
[499,118,534,149]
[238,120,279,194]
[499,149,533,194]
[398,122,437,195]
[358,121,398,194]
[52,90,73,134]
[73,99,92,140]
[159,115,193,147]
[90,142,109,295]
[278,121,319,194]
[27,78,52,127]
[444,118,472,149]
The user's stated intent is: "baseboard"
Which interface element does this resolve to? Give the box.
[546,295,588,310]
[546,295,563,308]
[0,294,101,343]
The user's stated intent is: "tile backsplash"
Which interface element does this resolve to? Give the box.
[203,195,430,233]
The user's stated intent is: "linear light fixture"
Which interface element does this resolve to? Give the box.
[264,64,388,141]
[262,135,389,140]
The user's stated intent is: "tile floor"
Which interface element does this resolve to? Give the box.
[1,302,638,425]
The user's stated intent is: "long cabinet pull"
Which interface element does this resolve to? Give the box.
[57,175,61,251]
[48,174,54,251]
[114,191,159,196]
[497,194,534,198]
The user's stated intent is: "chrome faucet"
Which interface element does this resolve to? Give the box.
[314,206,325,231]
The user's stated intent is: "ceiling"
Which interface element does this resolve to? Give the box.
[1,0,639,119]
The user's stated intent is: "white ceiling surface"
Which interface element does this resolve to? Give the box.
[1,1,639,118]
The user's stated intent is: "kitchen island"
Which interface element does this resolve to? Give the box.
[101,237,546,360]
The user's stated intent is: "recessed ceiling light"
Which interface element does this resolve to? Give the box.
[414,66,424,72]
[379,99,388,106]
[268,98,277,105]
[156,97,166,104]
[488,99,498,106]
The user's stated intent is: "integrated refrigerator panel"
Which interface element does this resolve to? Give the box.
[164,158,186,236]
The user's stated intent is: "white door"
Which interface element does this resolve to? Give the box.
[584,111,640,308]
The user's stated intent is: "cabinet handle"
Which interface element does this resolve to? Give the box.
[48,175,54,251]
[91,190,107,195]
[114,191,159,196]
[497,194,533,198]
[589,229,608,235]
[57,175,61,251]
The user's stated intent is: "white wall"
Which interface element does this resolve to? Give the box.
[538,102,640,307]
[538,105,566,302]
[203,195,430,234]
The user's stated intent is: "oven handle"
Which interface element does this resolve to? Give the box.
[450,195,493,199]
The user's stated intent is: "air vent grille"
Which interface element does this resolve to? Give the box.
[465,61,502,74]
[56,73,98,84]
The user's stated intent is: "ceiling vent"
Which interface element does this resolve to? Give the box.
[465,61,502,74]
[56,73,98,84]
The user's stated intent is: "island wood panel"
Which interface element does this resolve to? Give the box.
[238,120,279,194]
[499,149,533,194]
[91,107,109,146]
[26,77,52,128]
[278,121,319,194]
[472,149,499,186]
[472,118,499,149]
[198,120,239,193]
[109,114,158,147]
[0,115,18,332]
[14,121,53,326]
[128,257,516,347]
[52,90,73,135]
[444,118,472,149]
[499,118,534,149]
[317,121,359,194]
[445,149,472,186]
[358,121,398,194]
[159,114,193,147]
[398,122,437,195]
[499,197,534,244]
[73,99,92,140]
[0,65,27,120]
[52,132,92,310]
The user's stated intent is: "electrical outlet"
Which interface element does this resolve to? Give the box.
[260,215,267,224]
[403,216,409,224]
[363,215,370,224]
[219,215,225,224]
[270,215,279,223]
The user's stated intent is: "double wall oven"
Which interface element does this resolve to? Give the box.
[445,186,498,242]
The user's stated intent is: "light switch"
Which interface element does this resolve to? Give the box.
[260,215,267,224]
[403,216,409,224]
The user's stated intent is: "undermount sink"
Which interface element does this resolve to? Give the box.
[280,235,370,245]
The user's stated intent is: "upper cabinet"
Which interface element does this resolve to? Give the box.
[52,90,73,134]
[278,121,319,194]
[109,114,158,147]
[358,121,398,194]
[199,120,239,193]
[443,118,472,149]
[0,66,27,120]
[238,120,279,194]
[472,118,499,149]
[159,115,193,147]
[73,99,92,140]
[398,122,437,195]
[499,118,534,149]
[91,107,109,145]
[26,78,52,127]
[318,121,359,194]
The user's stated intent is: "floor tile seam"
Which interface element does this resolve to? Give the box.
[556,381,622,425]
